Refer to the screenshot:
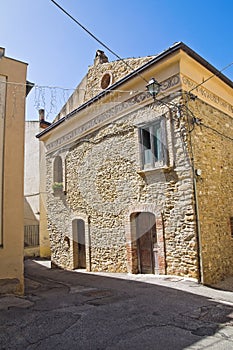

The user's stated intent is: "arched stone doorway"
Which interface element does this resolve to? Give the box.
[72,219,86,269]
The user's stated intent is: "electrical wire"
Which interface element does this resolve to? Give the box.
[50,1,233,113]
[4,0,233,112]
[3,78,233,141]
[199,122,233,141]
[51,0,148,84]
[25,193,40,197]
[188,61,233,93]
[0,79,177,112]
[3,59,232,97]
[183,103,233,141]
[0,80,158,94]
[183,100,203,283]
[50,0,183,111]
[0,80,74,91]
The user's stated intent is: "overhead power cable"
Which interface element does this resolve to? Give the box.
[51,1,181,111]
[199,122,233,141]
[51,0,233,112]
[50,0,148,84]
[188,61,233,93]
[183,103,233,141]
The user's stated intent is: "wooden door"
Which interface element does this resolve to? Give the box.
[73,219,86,269]
[77,219,86,268]
[137,212,156,274]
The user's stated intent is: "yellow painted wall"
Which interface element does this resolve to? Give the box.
[180,52,233,284]
[0,51,28,294]
[187,98,233,284]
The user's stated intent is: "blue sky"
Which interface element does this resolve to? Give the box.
[2,0,233,121]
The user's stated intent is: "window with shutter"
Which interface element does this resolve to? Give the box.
[139,117,167,170]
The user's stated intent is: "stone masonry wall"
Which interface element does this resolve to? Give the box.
[46,159,74,270]
[44,51,232,284]
[84,56,155,102]
[187,98,233,284]
[46,97,199,279]
[52,54,155,123]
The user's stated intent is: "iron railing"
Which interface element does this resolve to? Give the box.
[24,225,39,247]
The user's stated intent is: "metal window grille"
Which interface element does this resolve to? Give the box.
[24,225,39,247]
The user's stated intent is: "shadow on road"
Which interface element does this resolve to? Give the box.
[0,259,232,350]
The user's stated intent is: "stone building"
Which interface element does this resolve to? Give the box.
[0,48,32,294]
[37,42,233,285]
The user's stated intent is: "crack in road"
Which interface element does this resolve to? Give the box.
[25,319,81,350]
[1,261,232,349]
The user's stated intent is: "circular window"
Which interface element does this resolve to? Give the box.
[101,72,112,89]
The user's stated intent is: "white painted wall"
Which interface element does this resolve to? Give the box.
[24,121,40,225]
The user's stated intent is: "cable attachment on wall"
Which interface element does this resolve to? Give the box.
[188,116,202,133]
[192,117,202,126]
[188,92,197,101]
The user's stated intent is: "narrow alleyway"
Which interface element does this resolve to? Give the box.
[0,259,233,350]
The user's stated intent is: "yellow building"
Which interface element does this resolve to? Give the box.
[38,42,233,285]
[0,48,32,294]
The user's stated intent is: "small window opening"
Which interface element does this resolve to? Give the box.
[53,156,63,183]
[101,73,111,89]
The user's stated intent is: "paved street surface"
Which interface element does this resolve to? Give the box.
[0,259,233,350]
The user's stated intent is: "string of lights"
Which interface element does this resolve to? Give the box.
[0,79,183,115]
[0,80,149,94]
[1,54,232,139]
[1,58,233,113]
[3,58,232,95]
[0,80,180,113]
[2,79,232,142]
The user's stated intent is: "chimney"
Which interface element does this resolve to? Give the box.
[0,47,5,59]
[94,50,109,65]
[39,109,45,122]
[39,109,51,129]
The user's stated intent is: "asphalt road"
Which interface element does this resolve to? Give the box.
[0,259,233,350]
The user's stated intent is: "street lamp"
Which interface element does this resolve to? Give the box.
[146,78,161,100]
